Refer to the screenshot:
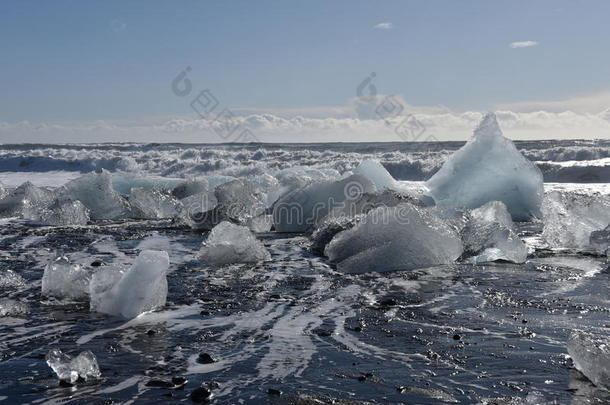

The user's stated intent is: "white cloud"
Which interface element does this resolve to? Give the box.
[497,91,610,114]
[374,22,393,30]
[509,40,539,48]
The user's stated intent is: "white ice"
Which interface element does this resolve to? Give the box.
[542,191,610,249]
[46,348,101,383]
[352,160,398,191]
[0,181,55,220]
[89,250,169,319]
[40,197,90,226]
[325,203,463,273]
[461,201,528,264]
[62,170,130,220]
[426,113,544,221]
[272,174,376,233]
[128,187,182,219]
[567,331,610,389]
[111,173,183,196]
[42,254,91,300]
[200,221,270,266]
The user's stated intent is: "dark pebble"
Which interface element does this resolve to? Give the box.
[267,388,282,396]
[379,298,397,307]
[200,310,211,316]
[190,387,213,402]
[453,334,461,340]
[58,380,74,388]
[172,376,188,386]
[146,379,174,388]
[146,329,156,336]
[91,261,103,267]
[197,353,216,364]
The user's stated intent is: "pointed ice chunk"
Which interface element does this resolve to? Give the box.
[426,113,544,221]
[63,170,130,220]
[46,348,101,383]
[542,191,610,249]
[89,250,169,319]
[200,221,270,266]
[325,203,463,273]
[567,331,610,389]
[0,181,55,220]
[40,197,90,226]
[461,201,527,264]
[128,187,182,219]
[273,174,376,233]
[42,254,91,299]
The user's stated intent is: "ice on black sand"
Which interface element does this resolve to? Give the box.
[567,331,610,389]
[46,348,101,384]
[200,221,270,266]
[89,250,169,319]
[42,254,91,300]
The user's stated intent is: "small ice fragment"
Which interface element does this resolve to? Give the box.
[542,191,610,249]
[461,201,527,264]
[0,269,26,289]
[0,181,55,220]
[567,331,610,389]
[40,197,90,226]
[273,174,376,233]
[325,203,463,273]
[42,254,91,299]
[128,187,182,219]
[0,298,29,317]
[46,348,101,383]
[90,250,169,319]
[63,170,130,220]
[426,113,544,221]
[200,221,270,266]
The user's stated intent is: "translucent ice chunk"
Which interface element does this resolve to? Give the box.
[0,298,29,317]
[567,331,610,389]
[426,113,544,221]
[0,181,55,220]
[40,197,90,226]
[0,269,26,289]
[200,221,271,266]
[63,170,130,220]
[461,201,527,264]
[273,174,376,233]
[128,187,182,219]
[325,203,463,273]
[542,191,610,249]
[590,224,610,255]
[325,189,422,221]
[352,160,397,191]
[90,250,169,319]
[46,348,101,383]
[111,174,183,196]
[171,178,209,199]
[42,254,91,300]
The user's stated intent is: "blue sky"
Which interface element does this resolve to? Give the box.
[0,0,609,142]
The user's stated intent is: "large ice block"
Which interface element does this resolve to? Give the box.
[325,203,463,273]
[200,221,270,266]
[542,191,610,249]
[128,187,182,219]
[40,197,90,226]
[426,113,544,221]
[90,250,169,319]
[273,174,376,233]
[42,254,91,300]
[0,181,55,220]
[63,170,130,220]
[567,331,610,389]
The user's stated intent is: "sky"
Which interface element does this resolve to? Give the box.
[1,0,609,143]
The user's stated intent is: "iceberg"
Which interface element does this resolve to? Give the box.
[0,181,55,220]
[46,348,101,384]
[128,187,182,219]
[273,174,376,233]
[426,113,544,221]
[40,197,90,226]
[200,221,270,266]
[567,331,610,389]
[542,191,610,249]
[460,201,527,264]
[42,254,91,300]
[325,203,463,273]
[63,170,130,220]
[89,250,169,319]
